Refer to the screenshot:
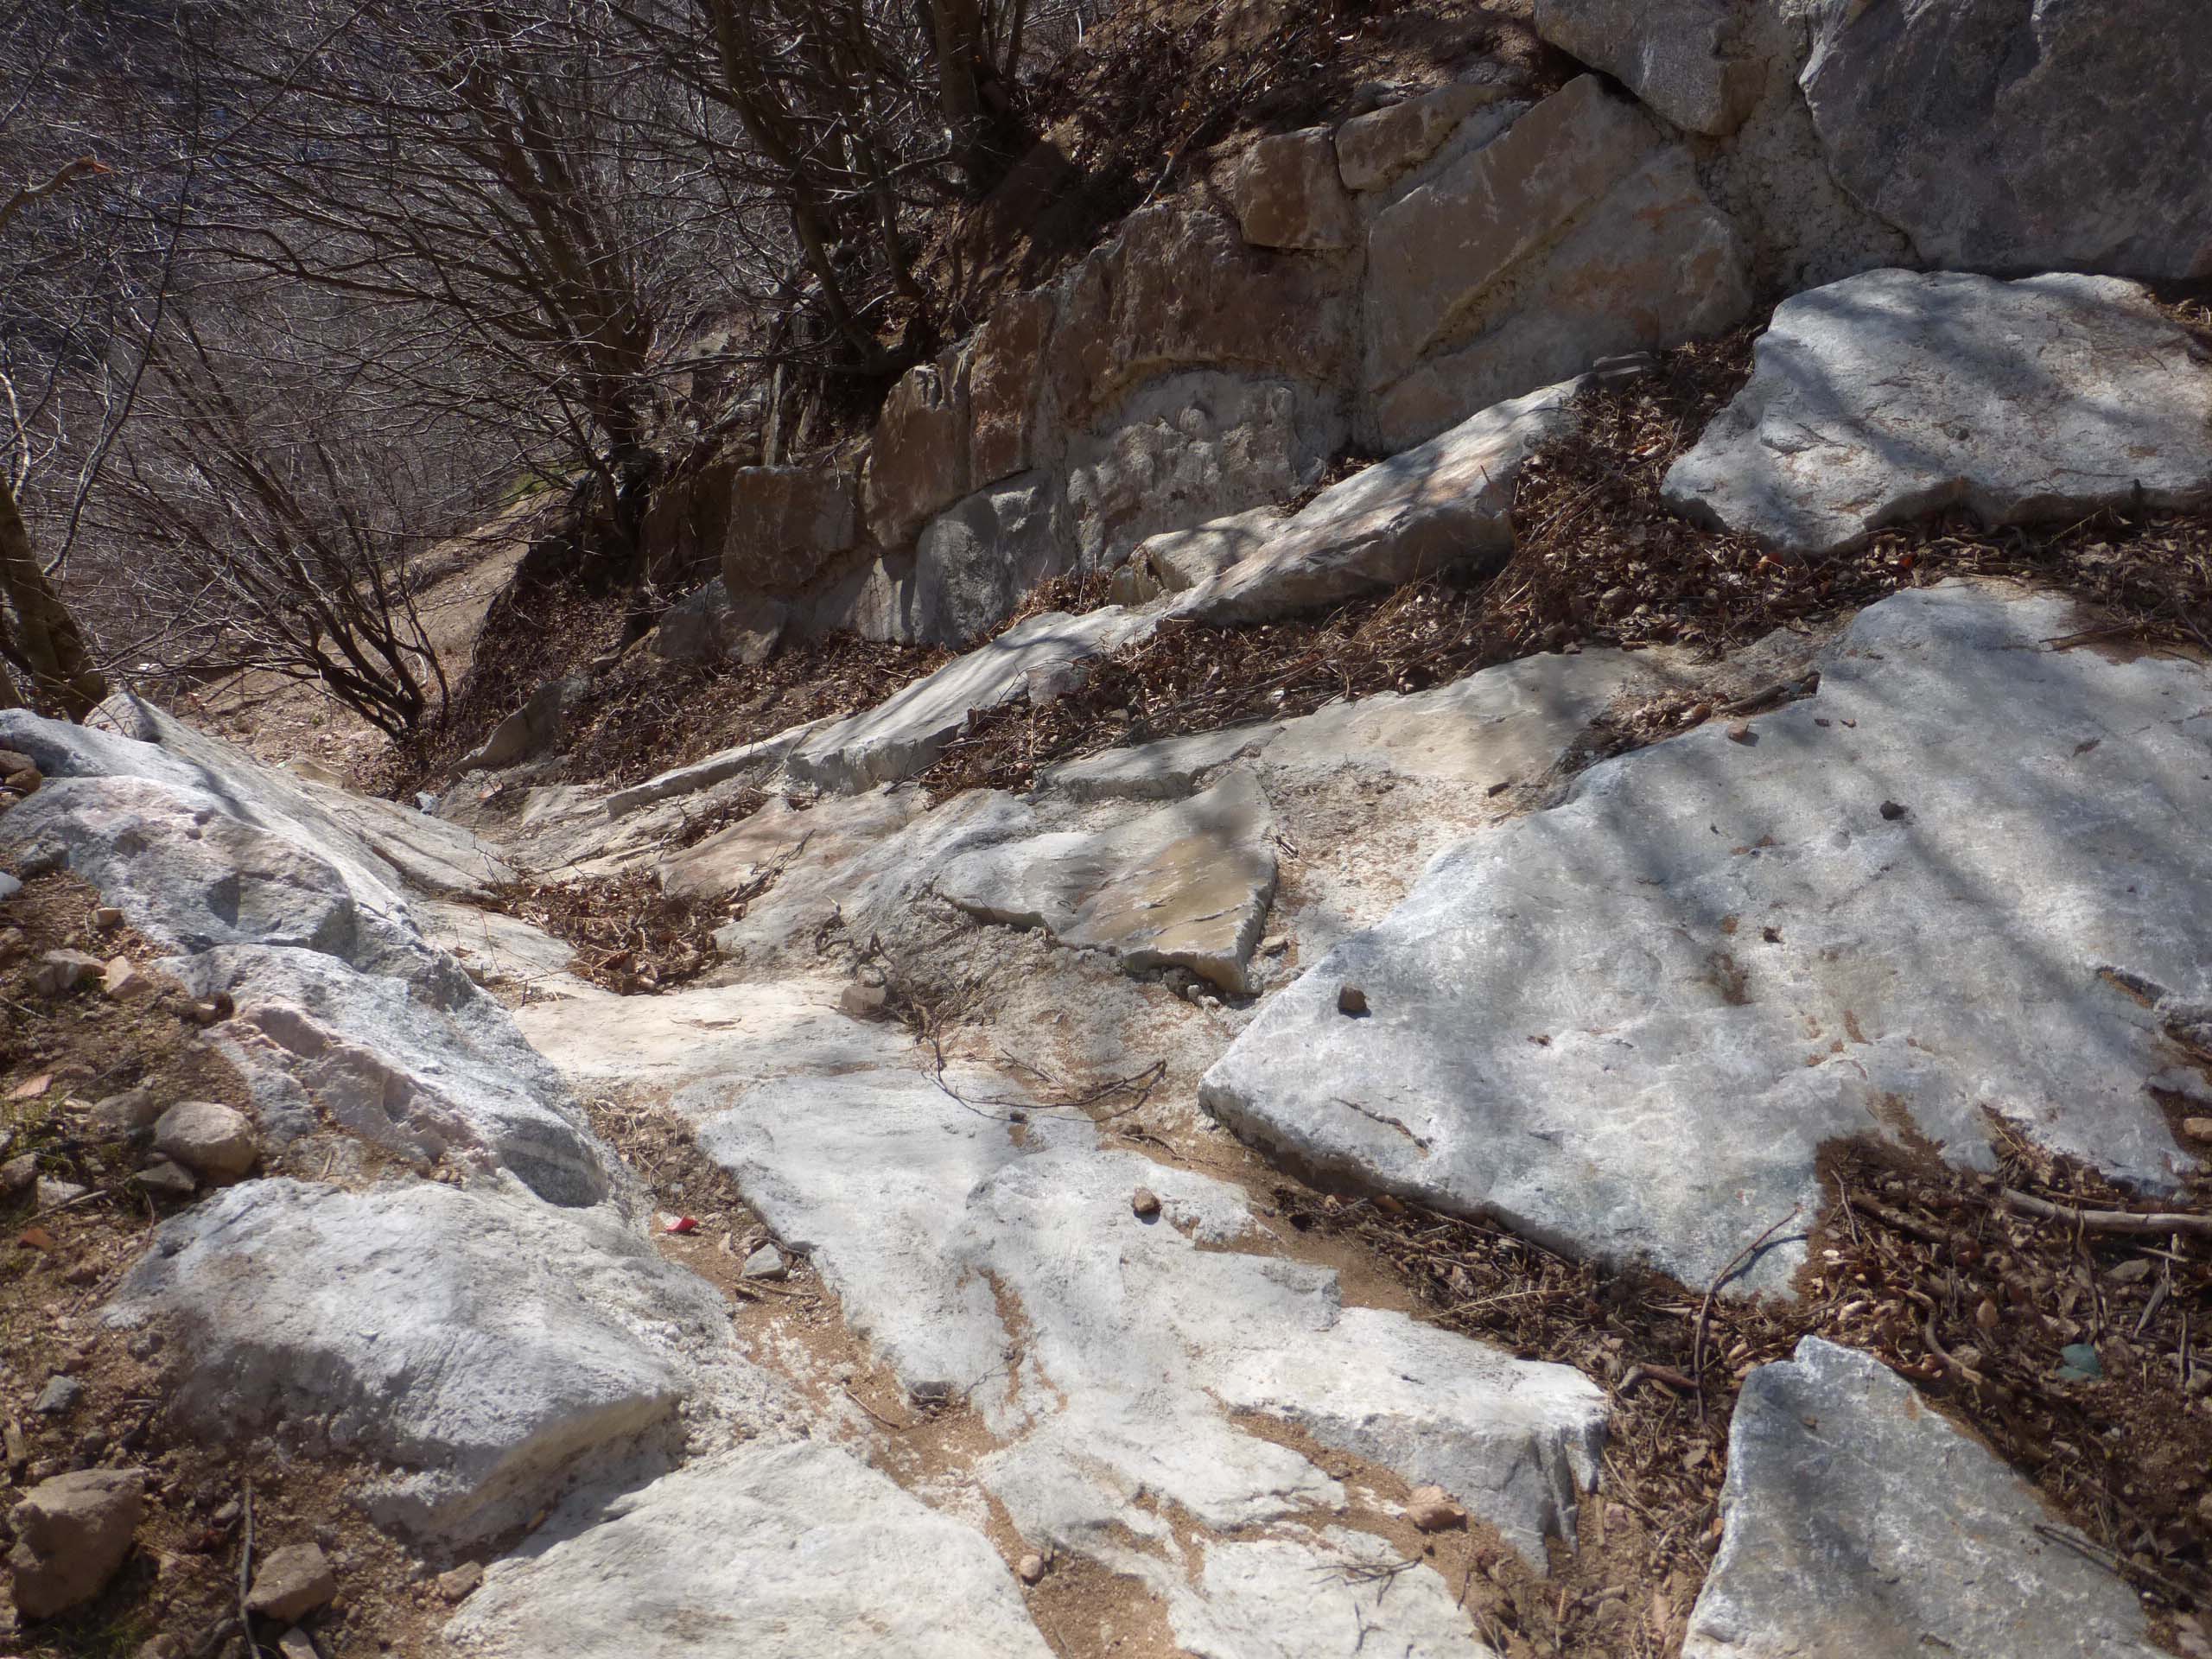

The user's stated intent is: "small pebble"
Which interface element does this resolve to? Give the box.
[1879,799,1909,821]
[35,1375,85,1416]
[1130,1187,1162,1220]
[1016,1552,1046,1585]
[1337,985,1370,1017]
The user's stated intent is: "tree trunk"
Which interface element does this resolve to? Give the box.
[0,469,107,720]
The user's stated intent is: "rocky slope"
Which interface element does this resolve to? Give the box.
[6,3,2212,1656]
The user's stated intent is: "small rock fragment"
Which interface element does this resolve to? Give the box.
[1408,1484,1468,1532]
[136,1160,198,1199]
[1337,984,1370,1017]
[1,1152,35,1195]
[436,1562,485,1602]
[1878,799,1909,821]
[837,982,891,1020]
[1726,721,1755,745]
[30,950,103,997]
[35,1176,88,1209]
[4,1467,146,1618]
[2182,1117,2212,1141]
[741,1244,786,1281]
[102,957,157,1002]
[1016,1552,1046,1585]
[277,1628,321,1659]
[92,906,124,930]
[5,766,42,794]
[247,1541,339,1623]
[35,1375,84,1417]
[1130,1187,1162,1220]
[184,991,235,1027]
[151,1101,258,1180]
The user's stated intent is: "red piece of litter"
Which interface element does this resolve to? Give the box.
[664,1216,698,1235]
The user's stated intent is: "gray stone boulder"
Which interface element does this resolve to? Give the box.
[938,771,1278,994]
[108,1179,733,1544]
[1173,378,1582,625]
[1686,1338,2163,1658]
[1361,75,1749,451]
[5,1468,145,1619]
[446,1440,1057,1659]
[913,473,1065,645]
[1201,583,2209,1294]
[1801,0,2212,281]
[151,1100,257,1180]
[1664,270,2212,557]
[866,349,970,548]
[1534,0,1762,137]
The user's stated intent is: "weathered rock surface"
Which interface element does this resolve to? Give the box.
[173,944,617,1206]
[1217,127,1356,250]
[1800,0,2212,281]
[601,720,823,820]
[913,473,1065,645]
[786,607,1158,793]
[5,1468,144,1618]
[1203,583,2209,1293]
[867,351,970,547]
[681,1062,1605,1573]
[1534,0,1761,137]
[1685,1338,2163,1658]
[109,1179,734,1544]
[659,787,927,907]
[647,576,785,669]
[1361,75,1749,450]
[937,771,1278,993]
[446,1440,1056,1659]
[1061,371,1342,569]
[1048,203,1355,433]
[721,466,858,598]
[968,289,1054,486]
[1173,378,1580,624]
[1334,82,1514,193]
[460,674,588,773]
[1664,270,2212,557]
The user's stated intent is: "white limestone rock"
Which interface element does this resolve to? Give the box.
[1665,270,2212,557]
[936,771,1279,994]
[1201,583,2209,1294]
[446,1440,1055,1659]
[1685,1338,2163,1658]
[1173,380,1582,626]
[109,1179,732,1545]
[1169,1531,1496,1659]
[785,607,1160,794]
[169,944,620,1208]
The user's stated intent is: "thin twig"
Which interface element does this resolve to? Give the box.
[2001,1188,2212,1237]
[1691,1205,1802,1421]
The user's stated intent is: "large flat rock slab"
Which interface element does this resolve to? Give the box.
[1664,270,2212,557]
[447,1440,1054,1659]
[677,1039,1605,1574]
[1202,582,2209,1293]
[1801,0,2212,282]
[1685,1338,2162,1658]
[109,1179,734,1545]
[936,771,1278,993]
[786,607,1158,793]
[1171,380,1580,626]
